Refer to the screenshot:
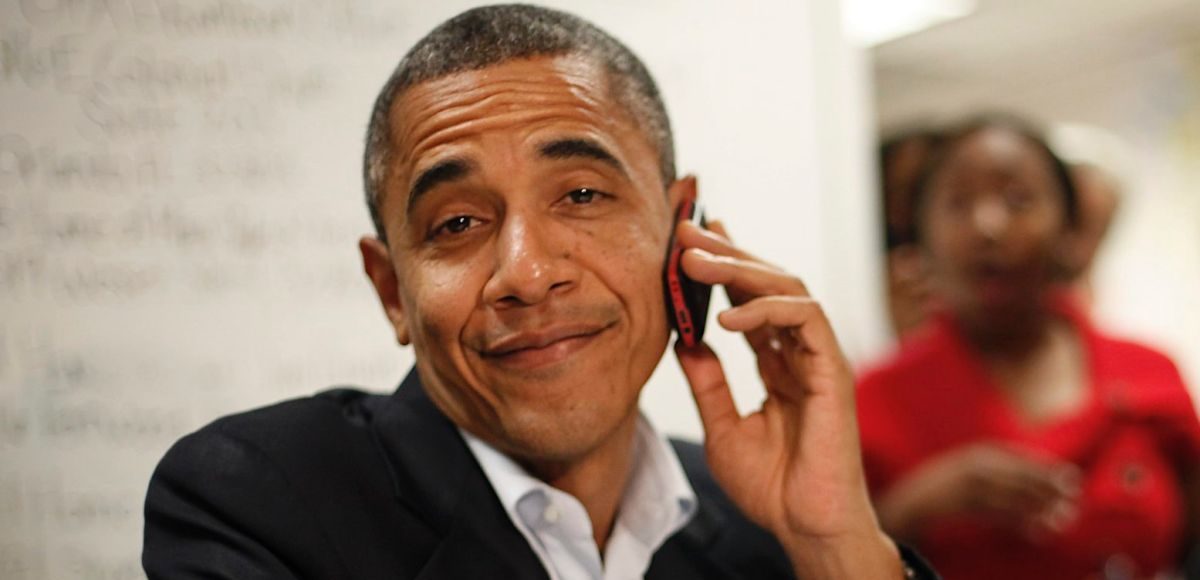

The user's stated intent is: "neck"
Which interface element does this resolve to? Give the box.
[959,302,1055,361]
[520,412,639,552]
[969,314,1086,424]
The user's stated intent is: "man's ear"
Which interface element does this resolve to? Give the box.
[359,236,411,346]
[665,174,697,215]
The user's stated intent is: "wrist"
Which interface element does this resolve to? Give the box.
[782,526,905,580]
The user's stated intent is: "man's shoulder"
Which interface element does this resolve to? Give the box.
[144,387,436,578]
[160,387,394,482]
[204,387,387,436]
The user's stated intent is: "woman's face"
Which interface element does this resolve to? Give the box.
[920,126,1069,330]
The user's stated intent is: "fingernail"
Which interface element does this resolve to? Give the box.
[699,228,730,244]
[717,306,743,323]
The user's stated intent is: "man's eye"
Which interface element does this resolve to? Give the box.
[435,215,476,236]
[567,188,598,204]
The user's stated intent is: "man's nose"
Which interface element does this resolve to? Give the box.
[481,216,579,308]
[971,195,1010,241]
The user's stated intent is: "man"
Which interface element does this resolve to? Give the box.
[143,5,937,579]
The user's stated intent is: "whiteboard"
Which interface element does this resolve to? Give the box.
[0,1,881,577]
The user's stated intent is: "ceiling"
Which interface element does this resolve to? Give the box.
[872,0,1200,128]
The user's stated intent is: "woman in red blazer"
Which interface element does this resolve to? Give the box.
[857,115,1200,580]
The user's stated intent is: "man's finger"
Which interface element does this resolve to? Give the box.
[686,219,777,353]
[717,295,839,356]
[674,341,740,443]
[707,219,731,240]
[681,248,809,300]
[715,296,852,402]
[676,220,768,267]
[675,220,787,312]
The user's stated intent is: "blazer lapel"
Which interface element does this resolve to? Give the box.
[648,440,796,579]
[646,497,737,580]
[369,369,548,580]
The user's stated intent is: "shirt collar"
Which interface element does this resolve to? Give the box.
[460,412,698,562]
[461,428,550,528]
[618,414,698,544]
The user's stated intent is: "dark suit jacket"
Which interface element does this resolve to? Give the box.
[143,370,936,579]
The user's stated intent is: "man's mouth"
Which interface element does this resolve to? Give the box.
[480,321,615,370]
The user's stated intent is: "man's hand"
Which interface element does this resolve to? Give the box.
[672,219,905,579]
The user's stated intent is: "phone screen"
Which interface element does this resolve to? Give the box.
[663,193,713,347]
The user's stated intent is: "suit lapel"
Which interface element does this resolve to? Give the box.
[646,497,737,580]
[369,369,548,579]
[366,370,784,579]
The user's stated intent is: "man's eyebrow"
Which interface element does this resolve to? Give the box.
[538,138,627,177]
[407,158,474,213]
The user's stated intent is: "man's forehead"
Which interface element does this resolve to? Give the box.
[390,56,621,150]
[382,55,652,199]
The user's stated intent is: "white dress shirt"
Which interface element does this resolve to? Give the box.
[461,414,698,580]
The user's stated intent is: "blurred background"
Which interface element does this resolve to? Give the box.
[0,0,1196,578]
[868,0,1200,386]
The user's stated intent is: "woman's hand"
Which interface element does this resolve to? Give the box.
[877,443,1080,542]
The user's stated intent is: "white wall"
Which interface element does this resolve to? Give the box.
[0,1,879,577]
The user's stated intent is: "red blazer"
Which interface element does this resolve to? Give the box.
[857,301,1200,580]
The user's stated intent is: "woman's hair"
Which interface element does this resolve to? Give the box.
[879,127,945,250]
[909,113,1080,242]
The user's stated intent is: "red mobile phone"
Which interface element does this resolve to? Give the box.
[663,192,713,347]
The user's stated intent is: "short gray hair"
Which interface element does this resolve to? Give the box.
[362,4,676,241]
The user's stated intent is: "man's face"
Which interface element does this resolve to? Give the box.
[362,55,682,464]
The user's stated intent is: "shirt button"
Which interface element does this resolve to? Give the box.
[1120,463,1145,491]
[543,504,560,525]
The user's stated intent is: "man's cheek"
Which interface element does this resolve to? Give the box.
[596,209,665,249]
[617,218,668,273]
[405,266,477,343]
[601,220,669,322]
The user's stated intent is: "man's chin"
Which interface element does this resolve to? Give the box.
[489,403,636,466]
